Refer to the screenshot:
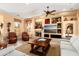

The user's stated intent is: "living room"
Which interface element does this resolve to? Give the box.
[0,3,79,56]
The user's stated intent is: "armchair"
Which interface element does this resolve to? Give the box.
[22,32,29,41]
[8,32,17,44]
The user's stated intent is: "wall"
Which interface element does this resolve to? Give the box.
[0,15,4,36]
[77,11,79,36]
[0,12,24,37]
[0,10,79,39]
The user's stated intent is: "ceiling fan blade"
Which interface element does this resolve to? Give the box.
[50,13,55,15]
[51,10,56,13]
[46,14,48,17]
[44,10,46,12]
[46,13,49,17]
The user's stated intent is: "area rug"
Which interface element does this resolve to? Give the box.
[16,40,60,56]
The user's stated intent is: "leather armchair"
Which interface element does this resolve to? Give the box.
[8,32,17,44]
[22,32,29,41]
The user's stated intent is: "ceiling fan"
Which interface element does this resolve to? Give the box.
[44,6,56,17]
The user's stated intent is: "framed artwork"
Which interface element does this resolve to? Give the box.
[35,19,42,29]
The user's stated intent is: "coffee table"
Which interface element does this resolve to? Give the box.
[28,38,51,56]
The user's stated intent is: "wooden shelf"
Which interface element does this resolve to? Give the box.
[44,17,62,38]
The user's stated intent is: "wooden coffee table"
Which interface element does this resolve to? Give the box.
[28,38,51,56]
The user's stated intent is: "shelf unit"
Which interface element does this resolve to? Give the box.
[34,19,43,38]
[33,10,78,39]
[43,17,62,38]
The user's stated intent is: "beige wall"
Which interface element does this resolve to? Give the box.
[0,15,4,36]
[0,12,24,37]
[0,10,79,39]
[78,11,79,36]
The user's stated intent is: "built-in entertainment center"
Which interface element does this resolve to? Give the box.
[33,10,78,39]
[44,17,62,38]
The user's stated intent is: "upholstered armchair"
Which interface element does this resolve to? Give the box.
[22,32,29,41]
[8,32,17,44]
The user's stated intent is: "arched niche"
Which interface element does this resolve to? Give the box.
[66,23,73,35]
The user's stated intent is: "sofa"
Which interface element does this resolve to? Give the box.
[0,46,27,56]
[61,36,79,56]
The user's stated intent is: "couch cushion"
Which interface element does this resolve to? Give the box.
[61,48,79,56]
[61,40,79,56]
[70,36,79,43]
[0,46,15,56]
[70,36,79,54]
[6,50,26,56]
[61,41,75,51]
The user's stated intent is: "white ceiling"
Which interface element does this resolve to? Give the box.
[0,3,79,18]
